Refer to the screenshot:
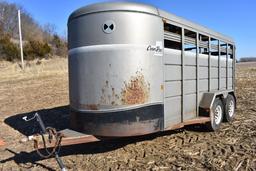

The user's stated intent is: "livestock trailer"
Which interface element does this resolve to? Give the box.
[68,2,236,137]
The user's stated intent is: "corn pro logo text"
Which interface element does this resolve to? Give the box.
[147,41,163,56]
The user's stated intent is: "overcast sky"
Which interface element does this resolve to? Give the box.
[5,0,256,58]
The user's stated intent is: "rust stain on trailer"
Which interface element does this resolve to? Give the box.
[121,72,150,105]
[99,71,150,106]
[160,84,164,91]
[85,104,99,110]
[75,103,99,110]
[100,80,120,105]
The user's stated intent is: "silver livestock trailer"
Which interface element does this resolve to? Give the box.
[21,3,236,169]
[68,2,236,137]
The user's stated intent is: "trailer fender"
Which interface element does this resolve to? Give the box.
[199,90,233,111]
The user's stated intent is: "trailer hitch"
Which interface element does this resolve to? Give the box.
[23,113,67,171]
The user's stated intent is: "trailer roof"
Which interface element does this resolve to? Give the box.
[68,2,158,21]
[68,2,234,44]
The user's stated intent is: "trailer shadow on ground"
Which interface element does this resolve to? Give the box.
[4,105,70,136]
[2,105,210,168]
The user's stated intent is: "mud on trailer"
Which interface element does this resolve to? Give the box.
[22,2,236,169]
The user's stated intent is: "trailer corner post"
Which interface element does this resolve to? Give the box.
[218,40,221,90]
[181,27,185,123]
[233,46,236,90]
[18,10,24,70]
[226,43,229,89]
[208,37,211,92]
[196,32,199,117]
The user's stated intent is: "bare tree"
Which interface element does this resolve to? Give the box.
[43,23,56,42]
[0,0,68,60]
[0,1,19,37]
[0,1,44,41]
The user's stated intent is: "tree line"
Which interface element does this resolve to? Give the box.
[239,57,256,63]
[0,1,67,62]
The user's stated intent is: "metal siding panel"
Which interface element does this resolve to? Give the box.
[228,68,233,77]
[221,58,227,67]
[184,80,196,94]
[211,67,219,78]
[184,94,197,120]
[228,78,233,88]
[211,56,219,67]
[165,81,181,97]
[199,54,209,66]
[211,79,218,90]
[199,66,208,79]
[221,78,227,89]
[184,51,196,66]
[199,79,208,92]
[164,96,181,127]
[184,66,196,80]
[165,65,181,81]
[164,49,181,65]
[228,59,233,67]
[221,68,227,78]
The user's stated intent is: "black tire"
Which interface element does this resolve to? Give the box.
[223,94,236,122]
[206,98,224,131]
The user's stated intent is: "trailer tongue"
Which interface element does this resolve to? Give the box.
[21,128,100,149]
[21,112,102,171]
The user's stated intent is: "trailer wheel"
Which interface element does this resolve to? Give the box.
[224,94,236,122]
[207,98,224,131]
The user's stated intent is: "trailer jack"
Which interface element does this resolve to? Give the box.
[21,113,101,170]
[22,113,66,171]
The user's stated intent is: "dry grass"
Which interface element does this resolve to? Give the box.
[0,57,67,83]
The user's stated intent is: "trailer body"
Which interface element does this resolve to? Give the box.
[68,2,236,137]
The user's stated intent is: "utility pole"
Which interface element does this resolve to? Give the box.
[18,10,24,70]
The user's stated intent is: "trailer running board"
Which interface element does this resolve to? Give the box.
[165,117,210,130]
[21,129,101,149]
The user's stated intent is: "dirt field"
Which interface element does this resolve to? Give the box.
[0,59,255,171]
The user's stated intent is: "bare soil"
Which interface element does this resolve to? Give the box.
[0,59,255,171]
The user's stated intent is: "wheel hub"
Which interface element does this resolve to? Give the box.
[228,100,235,117]
[214,105,222,125]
